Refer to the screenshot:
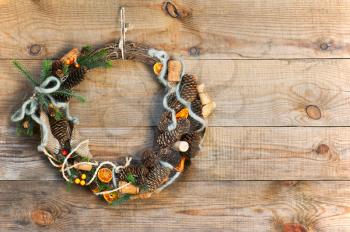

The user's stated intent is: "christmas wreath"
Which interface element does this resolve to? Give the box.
[10,22,215,206]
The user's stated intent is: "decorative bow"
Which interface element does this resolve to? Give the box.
[11,76,61,123]
[11,76,67,152]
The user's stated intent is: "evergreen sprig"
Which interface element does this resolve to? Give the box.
[40,59,53,82]
[54,89,86,103]
[126,173,137,185]
[77,48,112,69]
[16,118,35,136]
[111,194,131,206]
[12,60,38,86]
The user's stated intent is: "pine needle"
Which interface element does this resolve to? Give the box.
[110,194,131,206]
[54,89,86,103]
[12,60,38,86]
[40,59,52,83]
[77,48,111,69]
[126,173,136,185]
[54,111,63,121]
[66,177,74,192]
[37,94,50,111]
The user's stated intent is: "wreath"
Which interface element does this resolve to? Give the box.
[10,30,215,206]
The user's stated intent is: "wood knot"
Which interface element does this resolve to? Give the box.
[283,223,307,232]
[163,1,191,19]
[189,46,200,56]
[320,42,330,51]
[305,105,321,120]
[282,181,298,187]
[31,209,54,226]
[28,44,42,56]
[316,144,329,154]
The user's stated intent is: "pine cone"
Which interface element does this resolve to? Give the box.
[60,66,88,90]
[141,149,159,169]
[53,92,70,103]
[191,99,203,117]
[189,98,203,131]
[119,165,149,186]
[49,118,71,146]
[158,148,181,168]
[51,60,63,76]
[158,111,172,132]
[167,92,183,112]
[156,118,190,148]
[143,164,170,192]
[180,74,198,103]
[181,132,202,158]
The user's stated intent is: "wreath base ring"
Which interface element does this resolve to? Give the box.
[11,41,215,205]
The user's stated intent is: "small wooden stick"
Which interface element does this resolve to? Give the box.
[118,181,139,195]
[197,84,212,105]
[74,162,93,171]
[173,141,189,152]
[202,101,216,117]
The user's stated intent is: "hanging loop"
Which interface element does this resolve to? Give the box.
[118,7,127,60]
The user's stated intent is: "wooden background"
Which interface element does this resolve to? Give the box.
[2,0,350,231]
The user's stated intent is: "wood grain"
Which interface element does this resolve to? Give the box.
[3,126,350,181]
[1,0,350,59]
[2,1,350,231]
[1,180,350,232]
[3,59,350,127]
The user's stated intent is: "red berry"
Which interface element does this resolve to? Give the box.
[61,149,68,156]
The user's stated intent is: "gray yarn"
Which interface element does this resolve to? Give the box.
[175,58,207,132]
[162,88,178,131]
[11,76,78,152]
[148,48,178,130]
[148,49,206,132]
[148,48,170,88]
[175,79,206,132]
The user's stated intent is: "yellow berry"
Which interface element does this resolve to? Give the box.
[81,174,87,180]
[80,180,86,186]
[74,178,80,184]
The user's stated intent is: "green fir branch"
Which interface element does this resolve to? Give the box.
[62,64,69,76]
[12,60,38,86]
[97,182,111,192]
[40,59,53,83]
[81,45,93,55]
[126,173,137,185]
[54,111,63,121]
[66,177,74,192]
[37,94,50,111]
[110,194,131,206]
[54,89,86,103]
[77,48,111,69]
[16,118,34,136]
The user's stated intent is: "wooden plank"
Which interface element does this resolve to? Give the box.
[1,0,350,59]
[3,126,350,181]
[3,59,350,127]
[1,180,350,231]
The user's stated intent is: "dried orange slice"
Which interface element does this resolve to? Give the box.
[176,108,189,119]
[153,62,163,75]
[97,167,113,183]
[175,157,186,172]
[103,192,118,203]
